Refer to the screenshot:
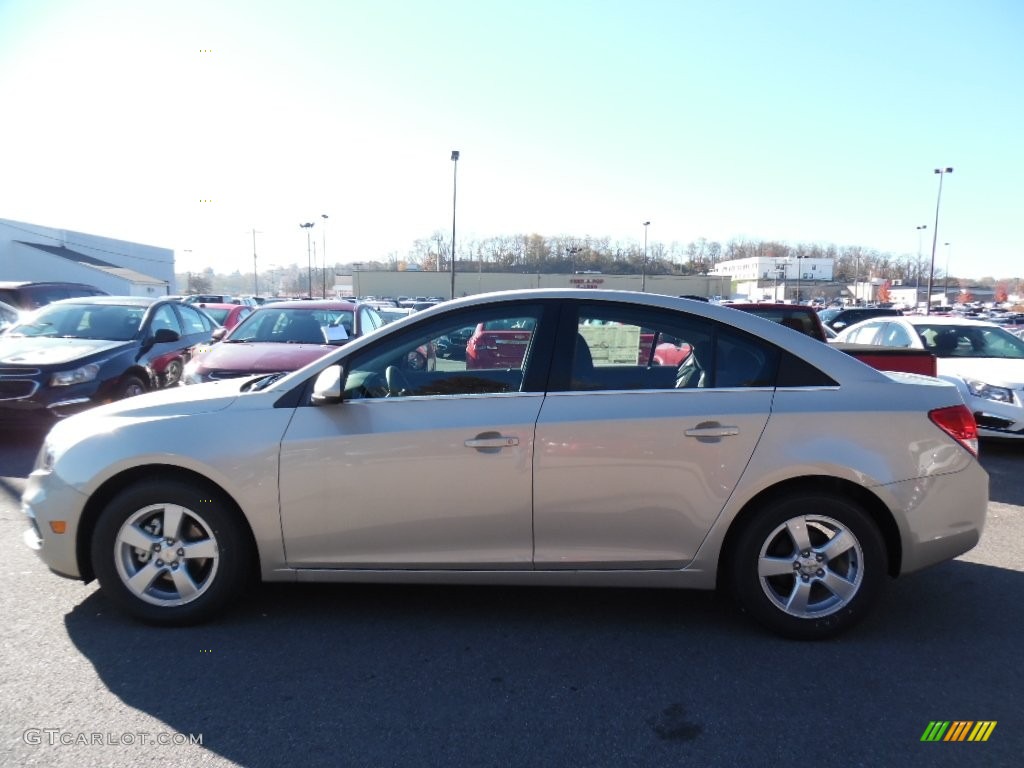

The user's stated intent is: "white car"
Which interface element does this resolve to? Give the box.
[0,298,20,333]
[22,290,987,639]
[835,315,1024,439]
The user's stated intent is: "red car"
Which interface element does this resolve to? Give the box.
[465,318,535,369]
[194,302,253,331]
[182,300,385,384]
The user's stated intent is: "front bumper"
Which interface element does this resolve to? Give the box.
[0,375,108,418]
[21,467,90,580]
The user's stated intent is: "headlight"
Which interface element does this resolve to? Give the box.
[50,363,101,387]
[182,361,203,385]
[34,443,56,472]
[965,379,1015,404]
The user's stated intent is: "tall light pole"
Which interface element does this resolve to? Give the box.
[450,150,460,300]
[642,221,650,292]
[183,249,193,293]
[248,229,261,296]
[925,167,953,315]
[321,214,329,298]
[774,261,787,302]
[568,245,582,274]
[300,222,315,298]
[914,224,927,307]
[943,242,952,305]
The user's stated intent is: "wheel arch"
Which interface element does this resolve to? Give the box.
[119,365,154,391]
[716,475,902,589]
[76,464,259,583]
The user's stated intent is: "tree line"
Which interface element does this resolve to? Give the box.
[179,233,1015,296]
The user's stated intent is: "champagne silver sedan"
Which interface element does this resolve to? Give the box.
[22,290,988,639]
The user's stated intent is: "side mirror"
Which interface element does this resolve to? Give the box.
[152,328,180,344]
[211,327,227,342]
[311,365,345,405]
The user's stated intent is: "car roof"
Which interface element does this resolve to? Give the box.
[47,295,162,307]
[254,300,359,310]
[900,316,1002,328]
[0,280,105,289]
[194,302,242,310]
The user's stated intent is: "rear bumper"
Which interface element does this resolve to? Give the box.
[890,458,989,575]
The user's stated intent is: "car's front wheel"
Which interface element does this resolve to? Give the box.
[116,375,147,399]
[729,493,886,640]
[91,479,252,625]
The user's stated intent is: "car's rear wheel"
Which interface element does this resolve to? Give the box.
[162,359,183,387]
[91,479,252,625]
[729,494,886,640]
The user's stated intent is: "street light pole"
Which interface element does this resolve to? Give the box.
[321,214,329,298]
[915,225,927,306]
[944,242,952,305]
[642,221,650,292]
[300,222,315,298]
[925,167,953,315]
[248,229,261,296]
[450,150,460,300]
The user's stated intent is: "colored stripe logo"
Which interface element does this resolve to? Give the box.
[921,721,997,742]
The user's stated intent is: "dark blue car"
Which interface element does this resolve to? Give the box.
[0,296,216,423]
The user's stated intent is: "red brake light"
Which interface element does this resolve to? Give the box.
[928,405,979,457]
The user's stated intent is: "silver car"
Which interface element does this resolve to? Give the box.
[22,290,988,639]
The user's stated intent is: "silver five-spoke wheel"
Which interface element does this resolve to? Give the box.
[114,503,220,607]
[757,515,864,619]
[92,479,251,625]
[730,493,885,640]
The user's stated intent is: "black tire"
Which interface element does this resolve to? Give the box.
[116,375,147,399]
[91,479,252,626]
[729,493,886,640]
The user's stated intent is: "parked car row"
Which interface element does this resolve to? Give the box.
[835,315,1024,440]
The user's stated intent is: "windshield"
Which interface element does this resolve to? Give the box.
[6,303,144,341]
[227,308,351,344]
[202,307,231,324]
[915,324,1024,359]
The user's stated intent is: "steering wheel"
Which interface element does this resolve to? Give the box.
[385,365,412,397]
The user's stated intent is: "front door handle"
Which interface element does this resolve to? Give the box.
[465,431,520,453]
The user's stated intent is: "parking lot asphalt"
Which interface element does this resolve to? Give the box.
[1,428,1021,767]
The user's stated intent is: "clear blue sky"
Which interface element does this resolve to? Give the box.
[1,0,1021,280]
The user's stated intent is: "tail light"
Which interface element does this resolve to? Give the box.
[928,404,979,457]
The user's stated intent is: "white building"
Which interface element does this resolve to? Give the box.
[709,256,834,282]
[709,256,835,301]
[0,218,173,296]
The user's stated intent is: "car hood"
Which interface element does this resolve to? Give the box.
[47,378,249,445]
[0,337,130,365]
[938,357,1024,388]
[195,341,333,372]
